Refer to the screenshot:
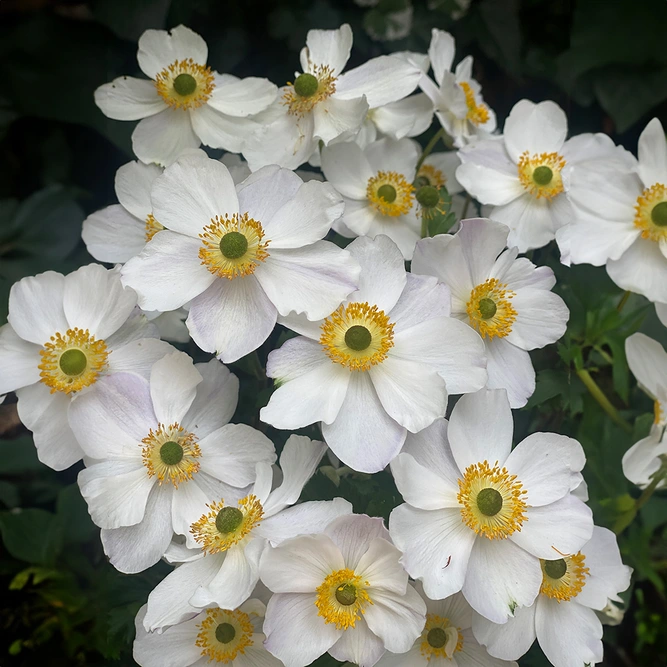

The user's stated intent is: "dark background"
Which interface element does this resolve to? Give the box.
[0,0,666,664]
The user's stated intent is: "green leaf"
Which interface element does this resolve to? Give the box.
[0,508,63,565]
[0,436,42,474]
[477,0,522,77]
[56,485,97,544]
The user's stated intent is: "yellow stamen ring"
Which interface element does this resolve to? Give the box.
[540,553,589,602]
[282,64,337,117]
[419,614,464,659]
[416,164,447,189]
[634,183,667,243]
[141,423,200,487]
[466,278,517,339]
[366,171,415,217]
[195,607,254,663]
[517,151,566,199]
[154,58,215,110]
[459,82,490,126]
[145,213,164,242]
[315,568,373,630]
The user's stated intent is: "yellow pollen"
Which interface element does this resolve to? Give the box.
[39,328,108,394]
[319,302,395,371]
[419,614,464,660]
[199,212,269,279]
[517,151,566,199]
[540,553,589,602]
[466,279,517,339]
[315,568,373,630]
[145,213,164,242]
[417,164,447,189]
[366,171,415,217]
[283,65,337,117]
[154,58,215,110]
[459,82,490,126]
[655,400,666,426]
[195,607,254,663]
[190,495,264,554]
[141,423,200,487]
[457,460,528,539]
[634,183,667,243]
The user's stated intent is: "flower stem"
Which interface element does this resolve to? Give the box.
[616,290,631,312]
[614,464,667,534]
[415,128,447,173]
[421,216,429,239]
[575,368,633,434]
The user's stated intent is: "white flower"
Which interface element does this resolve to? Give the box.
[623,333,667,488]
[141,434,351,630]
[419,29,496,148]
[121,153,360,363]
[376,586,517,667]
[70,351,276,574]
[260,513,427,667]
[133,597,282,667]
[261,235,487,474]
[0,264,171,470]
[389,388,593,623]
[94,25,277,166]
[242,24,423,170]
[557,117,667,302]
[321,138,422,258]
[412,218,569,407]
[472,526,632,667]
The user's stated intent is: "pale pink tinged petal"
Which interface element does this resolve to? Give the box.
[535,598,603,667]
[106,337,174,378]
[115,160,162,219]
[8,271,67,345]
[432,591,472,629]
[151,153,239,236]
[321,142,374,200]
[137,25,208,79]
[471,605,536,661]
[322,371,406,474]
[389,505,475,600]
[608,236,667,302]
[207,76,277,117]
[560,132,633,167]
[390,453,458,510]
[511,494,593,560]
[428,29,456,85]
[637,117,667,187]
[94,77,164,121]
[236,165,303,225]
[452,629,517,667]
[390,274,451,331]
[303,24,352,75]
[373,93,434,140]
[365,137,420,180]
[186,276,276,362]
[506,288,569,351]
[105,310,160,348]
[236,645,283,667]
[328,620,386,667]
[337,199,376,237]
[132,108,200,167]
[0,324,40,393]
[483,337,535,409]
[82,205,146,263]
[15,383,81,470]
[497,255,555,291]
[462,538,541,624]
[314,94,369,145]
[503,100,567,163]
[190,104,258,152]
[457,218,509,286]
[324,514,391,569]
[149,351,201,425]
[355,537,408,594]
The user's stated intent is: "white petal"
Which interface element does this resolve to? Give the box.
[495,254,555,291]
[321,141,374,200]
[314,94,368,145]
[390,453,458,510]
[362,211,421,261]
[132,108,200,167]
[492,195,561,253]
[506,288,569,351]
[429,29,456,85]
[149,351,201,425]
[94,77,164,120]
[303,24,352,76]
[626,332,667,400]
[106,337,174,377]
[207,75,277,117]
[372,93,434,140]
[115,159,162,220]
[0,324,40,393]
[82,205,146,263]
[137,25,208,79]
[356,537,408,594]
[389,274,451,331]
[452,218,509,285]
[608,236,667,302]
[423,150,463,194]
[190,104,258,152]
[638,117,667,187]
[365,137,420,179]
[325,514,391,567]
[623,427,667,488]
[471,605,537,661]
[484,337,535,409]
[503,100,567,163]
[328,620,386,667]
[237,165,303,222]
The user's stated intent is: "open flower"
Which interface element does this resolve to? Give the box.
[95,25,277,166]
[70,351,276,574]
[134,597,282,667]
[389,388,593,623]
[472,527,632,667]
[558,117,667,302]
[261,235,487,473]
[412,218,569,407]
[457,100,632,252]
[242,24,423,170]
[260,513,426,667]
[0,264,171,470]
[419,29,496,148]
[121,153,360,363]
[142,435,351,631]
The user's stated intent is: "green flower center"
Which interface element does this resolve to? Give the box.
[215,506,244,534]
[335,583,357,606]
[413,175,431,189]
[345,325,372,351]
[59,349,87,376]
[215,622,236,644]
[377,184,397,203]
[477,487,503,516]
[415,185,440,208]
[651,201,667,227]
[219,231,248,259]
[544,558,568,579]
[532,166,553,186]
[294,73,319,98]
[478,297,497,320]
[160,441,184,465]
[427,627,448,649]
[173,73,197,97]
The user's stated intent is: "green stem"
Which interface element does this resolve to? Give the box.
[575,368,633,434]
[614,466,667,534]
[616,290,631,312]
[420,215,428,239]
[415,128,446,173]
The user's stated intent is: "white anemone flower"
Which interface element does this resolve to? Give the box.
[121,153,360,363]
[321,138,422,258]
[0,264,171,470]
[94,25,277,166]
[242,24,423,171]
[623,333,667,489]
[557,118,667,302]
[472,527,632,667]
[389,388,594,623]
[259,513,427,667]
[419,29,496,148]
[141,435,351,631]
[457,100,634,252]
[376,586,517,667]
[412,218,569,408]
[134,598,282,667]
[70,351,276,574]
[261,235,487,474]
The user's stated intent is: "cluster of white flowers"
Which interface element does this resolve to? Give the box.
[6,21,665,667]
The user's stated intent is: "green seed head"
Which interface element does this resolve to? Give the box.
[416,185,440,209]
[344,325,372,352]
[427,627,448,649]
[478,297,497,320]
[294,73,319,98]
[219,231,248,259]
[651,201,667,227]
[160,441,184,466]
[477,487,503,516]
[59,349,87,376]
[377,184,397,203]
[532,166,553,186]
[173,73,197,97]
[215,506,244,534]
[413,175,430,189]
[544,558,568,580]
[335,583,357,606]
[215,622,236,644]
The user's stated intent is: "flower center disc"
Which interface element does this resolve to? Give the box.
[59,348,87,376]
[215,622,236,644]
[466,279,517,339]
[427,627,448,648]
[141,423,201,487]
[634,183,667,243]
[540,553,589,601]
[420,614,464,660]
[196,608,254,663]
[283,65,337,117]
[517,151,566,199]
[367,171,415,217]
[315,568,371,630]
[154,58,215,110]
